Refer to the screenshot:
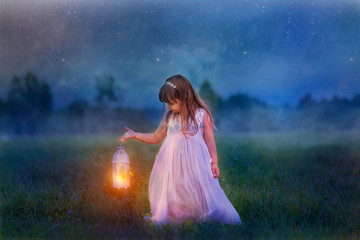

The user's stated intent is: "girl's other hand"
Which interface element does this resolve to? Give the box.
[118,127,136,142]
[211,163,220,178]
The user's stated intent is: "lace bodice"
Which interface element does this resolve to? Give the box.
[167,108,205,136]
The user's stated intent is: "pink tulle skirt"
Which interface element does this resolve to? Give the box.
[147,132,241,226]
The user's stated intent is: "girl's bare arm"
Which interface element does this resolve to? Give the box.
[203,111,220,178]
[119,118,167,144]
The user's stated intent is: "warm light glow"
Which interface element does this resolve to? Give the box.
[113,165,130,189]
[116,174,125,184]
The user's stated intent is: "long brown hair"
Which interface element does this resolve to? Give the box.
[158,74,217,137]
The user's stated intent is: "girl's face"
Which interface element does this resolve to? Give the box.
[167,99,181,113]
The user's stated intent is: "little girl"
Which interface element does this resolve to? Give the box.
[119,74,241,226]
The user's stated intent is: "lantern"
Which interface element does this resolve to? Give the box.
[112,144,130,189]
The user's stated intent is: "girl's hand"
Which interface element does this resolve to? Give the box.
[211,162,220,178]
[118,127,136,142]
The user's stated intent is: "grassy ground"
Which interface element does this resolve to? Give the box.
[0,131,359,239]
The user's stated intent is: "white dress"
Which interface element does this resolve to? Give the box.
[147,108,241,225]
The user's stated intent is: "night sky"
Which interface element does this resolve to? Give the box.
[1,0,359,109]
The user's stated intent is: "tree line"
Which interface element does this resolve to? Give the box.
[0,71,359,136]
[199,80,360,132]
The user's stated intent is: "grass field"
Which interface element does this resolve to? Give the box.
[1,131,360,239]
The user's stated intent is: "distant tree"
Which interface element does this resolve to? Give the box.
[199,80,223,112]
[298,93,316,110]
[332,95,352,109]
[0,97,6,116]
[6,71,53,135]
[65,99,89,134]
[95,75,120,107]
[222,93,267,110]
[319,97,330,105]
[66,99,89,118]
[7,75,26,134]
[0,97,6,133]
[352,94,360,108]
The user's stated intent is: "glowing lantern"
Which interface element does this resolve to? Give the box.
[112,144,130,189]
